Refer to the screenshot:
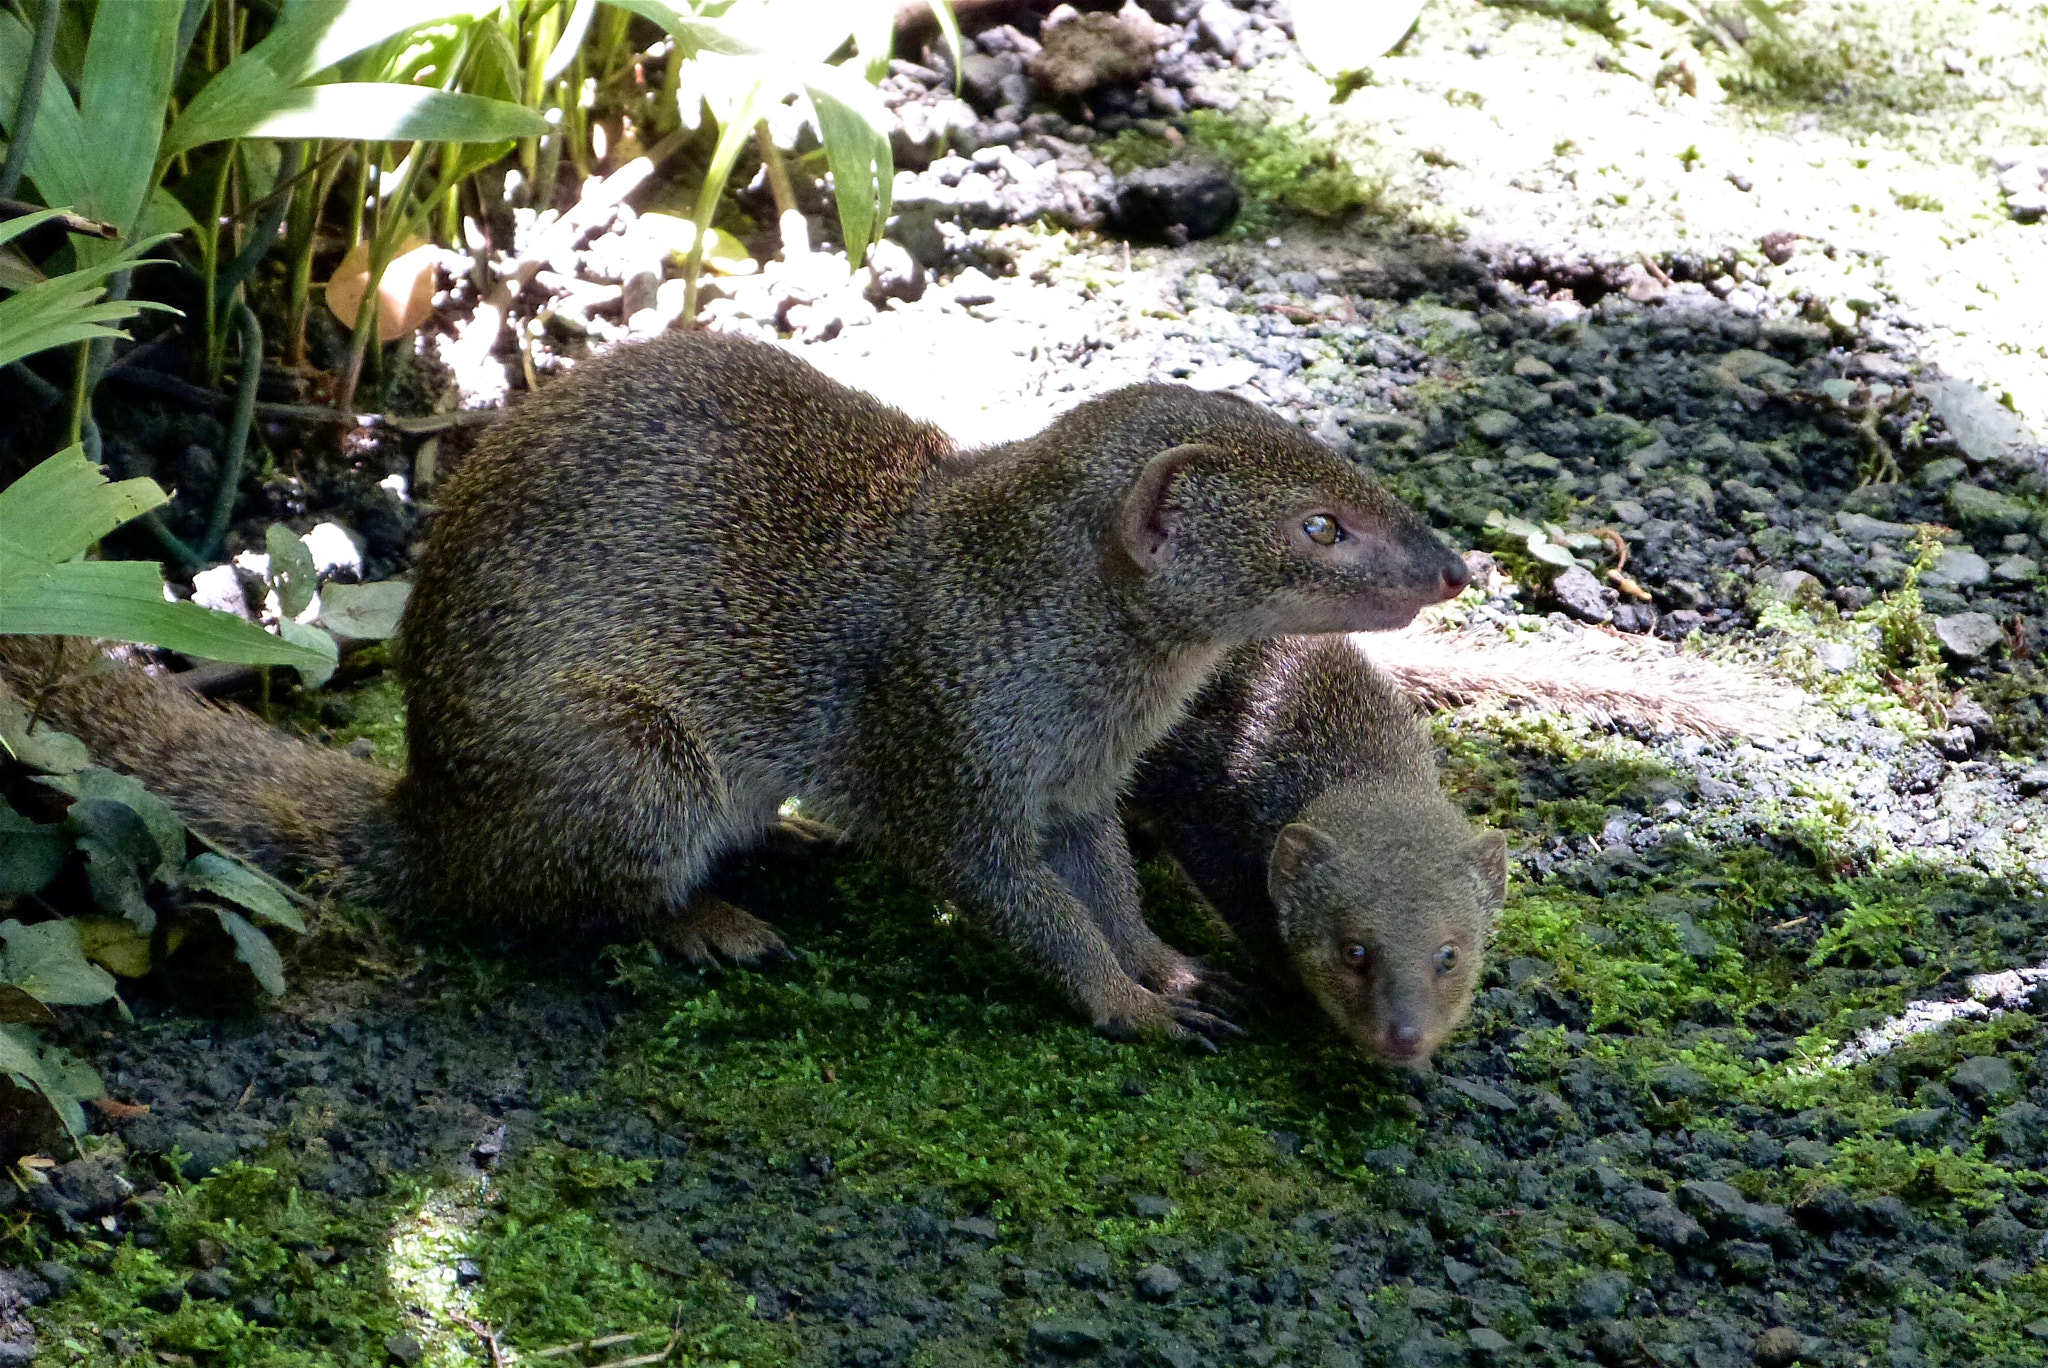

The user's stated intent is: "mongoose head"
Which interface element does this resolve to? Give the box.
[1266,811,1508,1067]
[1111,397,1469,635]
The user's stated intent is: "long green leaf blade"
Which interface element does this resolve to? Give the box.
[804,65,892,267]
[76,0,183,236]
[0,561,339,673]
[234,84,548,145]
[0,11,91,218]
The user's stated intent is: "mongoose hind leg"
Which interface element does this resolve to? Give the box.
[660,893,790,967]
[1046,812,1221,1005]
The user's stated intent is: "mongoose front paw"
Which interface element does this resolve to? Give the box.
[660,898,791,967]
[1095,990,1244,1051]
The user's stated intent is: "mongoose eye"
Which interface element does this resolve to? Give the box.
[1344,943,1369,966]
[1302,513,1344,546]
[1434,944,1459,974]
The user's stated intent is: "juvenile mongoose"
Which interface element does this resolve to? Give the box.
[1127,635,1507,1065]
[11,333,1469,1043]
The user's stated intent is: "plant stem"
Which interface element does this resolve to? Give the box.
[755,122,799,219]
[217,140,301,309]
[200,302,263,563]
[201,149,234,386]
[65,341,90,446]
[0,0,59,200]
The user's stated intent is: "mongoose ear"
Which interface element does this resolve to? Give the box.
[1469,829,1509,911]
[1268,822,1339,903]
[1119,444,1214,570]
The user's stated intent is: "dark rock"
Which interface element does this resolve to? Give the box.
[1753,1325,1816,1366]
[33,1262,75,1297]
[1028,1318,1108,1356]
[1791,1185,1857,1231]
[1967,1214,2033,1258]
[48,1158,130,1219]
[1569,1270,1630,1320]
[1067,1243,1112,1287]
[1722,1240,1775,1280]
[1947,483,2034,534]
[1621,1185,1707,1250]
[1892,1107,1950,1142]
[386,1332,425,1366]
[1109,158,1239,242]
[240,1294,283,1327]
[950,1216,999,1241]
[187,1270,234,1301]
[1922,377,2041,467]
[1952,1054,2018,1103]
[1549,564,1617,624]
[1269,1130,1304,1157]
[1859,1195,1914,1234]
[1468,1327,1512,1355]
[1132,1262,1182,1302]
[865,239,926,305]
[1679,1180,1796,1245]
[141,1283,187,1314]
[171,1127,241,1180]
[1130,1194,1176,1219]
[0,1343,31,1368]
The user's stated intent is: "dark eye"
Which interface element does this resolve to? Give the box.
[1344,943,1368,966]
[1302,513,1344,546]
[1434,944,1459,974]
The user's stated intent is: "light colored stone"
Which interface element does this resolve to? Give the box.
[1933,611,2004,659]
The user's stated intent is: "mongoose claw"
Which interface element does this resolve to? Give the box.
[1096,990,1243,1048]
[660,898,791,968]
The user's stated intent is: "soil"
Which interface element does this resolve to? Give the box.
[9,3,2048,1366]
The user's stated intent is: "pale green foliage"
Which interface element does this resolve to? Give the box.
[0,447,336,677]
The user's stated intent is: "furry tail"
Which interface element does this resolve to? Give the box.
[1354,624,1803,739]
[0,637,399,889]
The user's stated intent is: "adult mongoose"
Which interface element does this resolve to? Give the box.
[1127,635,1507,1065]
[9,332,1469,1043]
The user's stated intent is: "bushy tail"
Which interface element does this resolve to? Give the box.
[0,637,399,891]
[1355,625,1803,739]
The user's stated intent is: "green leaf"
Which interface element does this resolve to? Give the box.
[44,767,185,875]
[317,580,410,641]
[0,685,92,774]
[265,524,319,620]
[0,12,93,226]
[804,63,892,267]
[75,0,185,237]
[0,443,166,567]
[66,799,163,876]
[0,560,338,675]
[0,918,119,1007]
[214,907,286,997]
[229,84,548,147]
[72,916,153,979]
[184,853,305,934]
[78,840,154,933]
[276,620,339,688]
[0,803,66,898]
[165,0,519,158]
[0,245,44,291]
[0,984,54,1025]
[599,1,761,57]
[543,0,600,83]
[0,1022,103,1142]
[1290,0,1426,77]
[0,234,175,370]
[1528,540,1579,569]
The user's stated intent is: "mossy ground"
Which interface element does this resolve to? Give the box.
[16,639,2048,1367]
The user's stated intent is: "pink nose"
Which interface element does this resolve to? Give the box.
[1385,1023,1425,1057]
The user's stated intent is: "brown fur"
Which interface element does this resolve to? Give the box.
[10,333,1468,1044]
[1129,636,1506,1065]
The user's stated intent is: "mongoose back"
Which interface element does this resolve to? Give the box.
[1128,635,1506,1064]
[8,334,1471,1042]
